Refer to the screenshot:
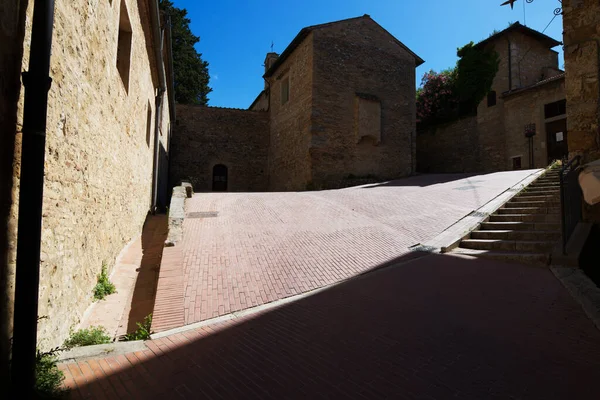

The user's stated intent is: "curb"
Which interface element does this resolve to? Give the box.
[57,340,147,363]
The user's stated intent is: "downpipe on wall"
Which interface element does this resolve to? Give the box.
[150,0,167,213]
[10,0,55,396]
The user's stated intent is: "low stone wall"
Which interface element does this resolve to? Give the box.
[170,105,270,192]
[416,116,481,173]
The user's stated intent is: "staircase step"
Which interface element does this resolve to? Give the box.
[514,195,559,202]
[480,221,560,231]
[505,201,552,208]
[525,186,560,192]
[497,207,560,215]
[470,230,561,241]
[489,213,560,223]
[461,239,555,252]
[455,248,550,264]
[452,248,550,266]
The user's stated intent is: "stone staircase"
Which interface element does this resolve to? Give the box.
[452,165,562,266]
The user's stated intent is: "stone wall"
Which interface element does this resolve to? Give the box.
[416,117,480,173]
[0,0,28,386]
[6,0,171,349]
[563,0,600,164]
[170,105,270,192]
[477,37,509,171]
[266,33,314,191]
[562,0,600,222]
[310,18,416,187]
[503,78,566,169]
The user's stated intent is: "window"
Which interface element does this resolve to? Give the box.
[512,156,522,170]
[281,77,289,105]
[487,91,497,107]
[117,0,132,93]
[146,100,152,147]
[544,99,566,119]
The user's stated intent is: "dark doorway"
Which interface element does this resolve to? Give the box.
[212,164,228,191]
[546,119,568,164]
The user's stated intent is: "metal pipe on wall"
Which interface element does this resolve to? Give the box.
[10,0,55,395]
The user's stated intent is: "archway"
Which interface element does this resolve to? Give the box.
[212,164,228,192]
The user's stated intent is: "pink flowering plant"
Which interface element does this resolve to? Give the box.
[416,68,459,127]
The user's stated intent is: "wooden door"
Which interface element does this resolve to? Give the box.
[546,119,568,164]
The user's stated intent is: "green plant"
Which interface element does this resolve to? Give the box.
[123,314,153,341]
[93,262,116,300]
[35,347,67,398]
[63,326,112,349]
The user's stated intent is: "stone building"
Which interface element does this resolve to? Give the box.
[170,15,423,192]
[0,0,174,359]
[418,23,567,173]
[562,0,600,222]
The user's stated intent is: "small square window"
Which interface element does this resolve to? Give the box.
[487,91,497,107]
[512,156,522,170]
[281,77,289,105]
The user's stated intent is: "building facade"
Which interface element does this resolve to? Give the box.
[418,23,567,173]
[170,15,423,192]
[0,0,174,354]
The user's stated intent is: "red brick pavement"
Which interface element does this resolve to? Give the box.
[173,170,540,326]
[61,253,600,399]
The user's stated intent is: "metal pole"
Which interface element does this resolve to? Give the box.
[10,0,55,395]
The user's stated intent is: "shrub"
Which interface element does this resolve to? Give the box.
[93,263,116,300]
[123,314,153,341]
[63,326,112,349]
[35,347,67,398]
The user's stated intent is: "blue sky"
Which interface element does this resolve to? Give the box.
[174,0,564,109]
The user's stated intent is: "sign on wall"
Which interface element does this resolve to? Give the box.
[556,132,564,142]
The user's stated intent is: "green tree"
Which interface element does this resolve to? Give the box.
[159,0,212,105]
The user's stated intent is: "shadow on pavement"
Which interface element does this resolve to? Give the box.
[361,173,481,188]
[66,252,600,399]
[125,214,168,334]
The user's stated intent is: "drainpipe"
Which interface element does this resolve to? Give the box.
[149,0,167,212]
[10,0,55,395]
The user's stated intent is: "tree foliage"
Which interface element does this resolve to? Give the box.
[159,0,212,105]
[417,42,499,128]
[416,69,458,126]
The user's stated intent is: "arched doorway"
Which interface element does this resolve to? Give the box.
[212,164,228,191]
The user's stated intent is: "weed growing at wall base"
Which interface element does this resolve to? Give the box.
[33,347,67,398]
[93,262,116,300]
[123,314,153,341]
[63,326,112,349]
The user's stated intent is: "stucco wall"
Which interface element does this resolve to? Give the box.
[7,0,170,349]
[266,33,314,191]
[417,116,480,173]
[310,18,416,187]
[170,105,270,192]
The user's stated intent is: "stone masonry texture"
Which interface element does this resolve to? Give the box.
[419,26,566,173]
[417,116,479,173]
[170,105,269,192]
[309,18,416,187]
[5,0,171,350]
[175,16,420,192]
[266,32,315,191]
[562,0,600,222]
